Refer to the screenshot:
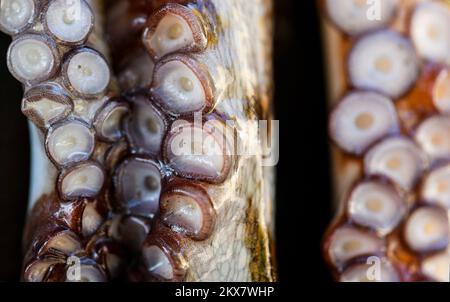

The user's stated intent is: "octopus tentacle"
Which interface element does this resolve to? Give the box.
[0,0,129,282]
[105,0,275,281]
[321,0,450,282]
[108,1,226,281]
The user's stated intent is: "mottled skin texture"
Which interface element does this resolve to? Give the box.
[170,0,276,281]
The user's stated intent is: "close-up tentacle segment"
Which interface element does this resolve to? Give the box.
[3,0,126,282]
[0,0,276,282]
[320,0,450,282]
[104,0,275,282]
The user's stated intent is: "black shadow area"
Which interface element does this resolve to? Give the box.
[274,0,332,284]
[0,33,29,281]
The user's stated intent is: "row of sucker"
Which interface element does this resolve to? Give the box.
[0,0,130,281]
[322,0,450,282]
[102,0,231,281]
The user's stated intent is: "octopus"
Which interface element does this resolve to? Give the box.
[320,0,450,282]
[0,0,276,282]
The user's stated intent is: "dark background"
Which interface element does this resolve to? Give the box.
[274,0,332,283]
[0,27,30,281]
[0,0,332,283]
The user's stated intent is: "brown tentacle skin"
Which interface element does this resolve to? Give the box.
[104,0,276,281]
[320,0,450,282]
